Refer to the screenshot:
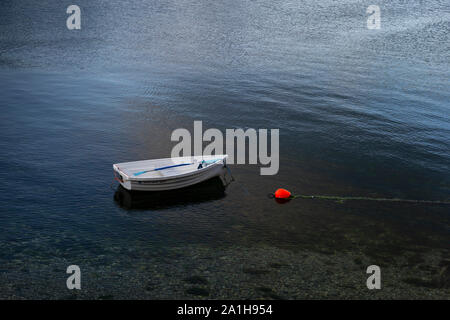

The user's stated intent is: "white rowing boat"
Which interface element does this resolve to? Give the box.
[113,155,228,191]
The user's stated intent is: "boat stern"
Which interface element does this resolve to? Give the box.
[113,164,132,190]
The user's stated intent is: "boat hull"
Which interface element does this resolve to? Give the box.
[126,166,226,191]
[113,156,228,191]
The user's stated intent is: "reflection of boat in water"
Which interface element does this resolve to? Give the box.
[114,176,227,210]
[113,155,228,191]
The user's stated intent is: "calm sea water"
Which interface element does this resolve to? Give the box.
[0,0,449,298]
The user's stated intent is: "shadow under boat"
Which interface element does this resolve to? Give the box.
[113,176,227,210]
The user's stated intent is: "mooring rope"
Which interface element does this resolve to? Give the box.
[283,194,450,204]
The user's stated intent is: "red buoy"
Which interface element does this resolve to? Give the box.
[274,188,291,199]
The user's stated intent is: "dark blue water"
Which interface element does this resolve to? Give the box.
[0,0,449,299]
